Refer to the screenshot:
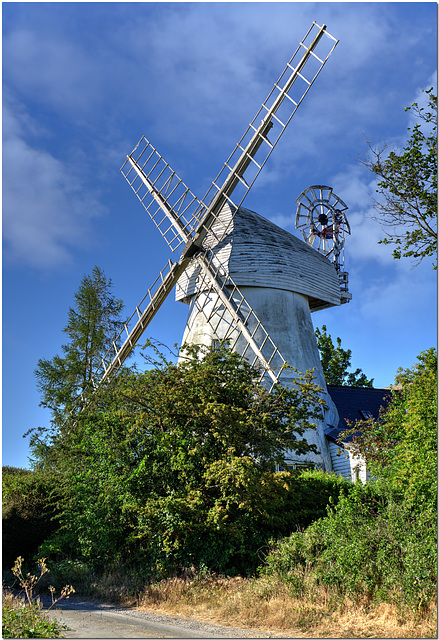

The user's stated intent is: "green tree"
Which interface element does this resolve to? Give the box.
[33,266,124,429]
[30,267,124,469]
[342,348,437,514]
[40,342,334,575]
[315,325,373,387]
[362,88,437,268]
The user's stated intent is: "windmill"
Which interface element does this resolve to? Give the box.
[90,22,349,471]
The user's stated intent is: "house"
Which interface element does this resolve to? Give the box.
[325,385,392,482]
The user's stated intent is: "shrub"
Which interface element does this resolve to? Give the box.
[2,592,65,639]
[37,343,337,576]
[2,468,60,568]
[2,557,74,638]
[262,481,437,610]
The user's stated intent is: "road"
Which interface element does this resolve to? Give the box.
[43,596,295,638]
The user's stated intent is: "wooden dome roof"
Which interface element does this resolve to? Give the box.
[176,204,343,312]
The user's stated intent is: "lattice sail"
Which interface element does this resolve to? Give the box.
[195,22,338,241]
[92,22,339,392]
[120,138,208,251]
[184,251,289,391]
[120,23,338,257]
[91,258,185,386]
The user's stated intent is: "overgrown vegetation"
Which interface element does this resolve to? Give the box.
[2,557,73,638]
[33,341,342,576]
[263,348,437,613]
[5,266,435,637]
[18,560,435,638]
[2,467,60,569]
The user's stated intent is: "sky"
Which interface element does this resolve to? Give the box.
[3,2,437,469]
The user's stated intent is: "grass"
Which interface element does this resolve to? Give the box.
[43,562,437,638]
[133,572,437,639]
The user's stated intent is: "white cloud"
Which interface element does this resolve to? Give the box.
[3,99,105,269]
[2,3,435,268]
[353,260,436,330]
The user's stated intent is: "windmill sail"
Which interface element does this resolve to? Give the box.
[193,21,338,247]
[120,138,208,252]
[91,259,186,386]
[191,252,288,389]
[121,22,338,255]
[91,21,339,391]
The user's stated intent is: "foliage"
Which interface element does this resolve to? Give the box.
[32,266,124,439]
[278,468,351,529]
[2,465,32,476]
[2,557,74,638]
[263,482,437,610]
[362,88,437,268]
[37,342,345,575]
[315,325,374,387]
[2,593,64,639]
[342,348,437,514]
[263,349,437,611]
[2,468,60,569]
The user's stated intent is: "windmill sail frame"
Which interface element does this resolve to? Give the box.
[90,21,339,392]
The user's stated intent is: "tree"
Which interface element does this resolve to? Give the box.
[362,88,437,268]
[40,342,332,574]
[342,348,437,514]
[315,325,374,387]
[31,267,124,461]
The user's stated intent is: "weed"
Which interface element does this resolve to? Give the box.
[2,557,75,639]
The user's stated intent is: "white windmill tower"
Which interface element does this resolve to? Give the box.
[91,22,350,471]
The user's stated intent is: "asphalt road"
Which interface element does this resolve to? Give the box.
[43,596,293,638]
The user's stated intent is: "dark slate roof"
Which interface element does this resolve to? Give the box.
[325,385,392,445]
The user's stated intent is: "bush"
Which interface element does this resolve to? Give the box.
[2,592,65,639]
[281,468,351,529]
[2,557,74,638]
[37,343,339,576]
[2,468,61,569]
[263,481,437,610]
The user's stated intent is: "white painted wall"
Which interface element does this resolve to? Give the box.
[328,441,368,483]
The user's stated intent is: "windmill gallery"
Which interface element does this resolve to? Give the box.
[89,22,364,476]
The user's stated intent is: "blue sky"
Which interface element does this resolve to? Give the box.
[3,2,437,469]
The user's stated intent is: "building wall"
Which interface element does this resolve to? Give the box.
[328,441,351,478]
[328,441,368,483]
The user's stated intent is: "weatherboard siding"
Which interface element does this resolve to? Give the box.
[176,204,341,308]
[329,441,352,478]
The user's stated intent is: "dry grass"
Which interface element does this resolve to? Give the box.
[45,561,436,638]
[132,574,437,639]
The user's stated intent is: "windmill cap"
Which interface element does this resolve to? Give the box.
[176,204,343,311]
